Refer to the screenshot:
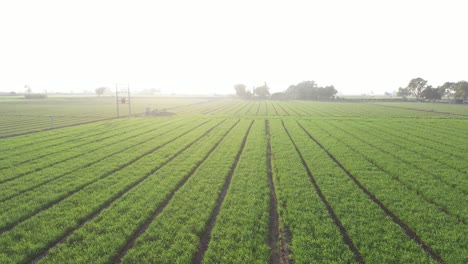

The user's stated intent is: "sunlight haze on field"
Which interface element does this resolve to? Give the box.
[0,0,466,95]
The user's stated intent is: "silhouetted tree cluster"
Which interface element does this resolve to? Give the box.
[254,83,270,99]
[397,87,411,98]
[234,81,337,100]
[398,78,468,101]
[454,81,468,100]
[286,81,337,100]
[95,87,107,96]
[234,83,271,99]
[234,84,252,99]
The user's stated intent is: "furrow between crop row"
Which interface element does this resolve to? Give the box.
[281,120,364,263]
[388,121,468,151]
[231,101,251,115]
[0,119,180,183]
[352,121,468,175]
[0,118,128,155]
[0,119,213,234]
[276,103,290,116]
[0,119,224,264]
[266,120,282,264]
[269,119,355,262]
[296,121,445,264]
[321,120,468,221]
[0,118,174,170]
[119,120,252,263]
[110,120,240,264]
[32,120,232,263]
[193,120,253,263]
[271,102,280,116]
[0,119,193,201]
[243,102,256,115]
[304,120,465,224]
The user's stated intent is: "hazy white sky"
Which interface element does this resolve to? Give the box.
[0,0,466,95]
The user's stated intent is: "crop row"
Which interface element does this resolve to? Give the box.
[0,118,226,263]
[0,115,113,137]
[298,119,467,263]
[209,101,243,115]
[319,119,468,222]
[36,119,239,264]
[0,118,194,201]
[283,101,456,118]
[390,120,468,148]
[373,102,468,116]
[349,120,468,181]
[282,119,434,262]
[174,100,238,115]
[0,118,132,155]
[0,118,158,165]
[202,120,271,263]
[0,118,215,234]
[120,119,252,263]
[0,118,178,177]
[268,119,355,262]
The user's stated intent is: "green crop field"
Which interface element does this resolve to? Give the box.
[0,97,466,263]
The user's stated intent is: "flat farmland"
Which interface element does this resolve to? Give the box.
[0,98,466,263]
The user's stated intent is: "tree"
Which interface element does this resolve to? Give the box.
[234,84,247,98]
[286,81,317,100]
[421,86,442,100]
[319,86,338,99]
[455,81,468,99]
[25,85,31,95]
[406,78,427,100]
[397,87,411,99]
[95,87,107,96]
[438,82,456,99]
[254,83,270,99]
[286,81,337,100]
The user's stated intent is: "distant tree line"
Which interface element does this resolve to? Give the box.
[397,78,468,101]
[95,87,107,96]
[234,83,270,99]
[284,81,337,100]
[234,80,338,100]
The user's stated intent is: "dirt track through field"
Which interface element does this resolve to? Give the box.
[265,120,283,264]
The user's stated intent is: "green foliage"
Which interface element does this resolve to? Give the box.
[0,119,218,263]
[269,119,355,262]
[203,121,270,263]
[0,101,467,263]
[254,83,270,99]
[234,84,248,99]
[95,87,107,96]
[406,77,428,100]
[455,80,468,99]
[122,120,252,263]
[304,119,467,263]
[421,86,442,100]
[397,87,411,98]
[40,120,237,264]
[290,120,433,262]
[286,81,337,100]
[438,82,456,99]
